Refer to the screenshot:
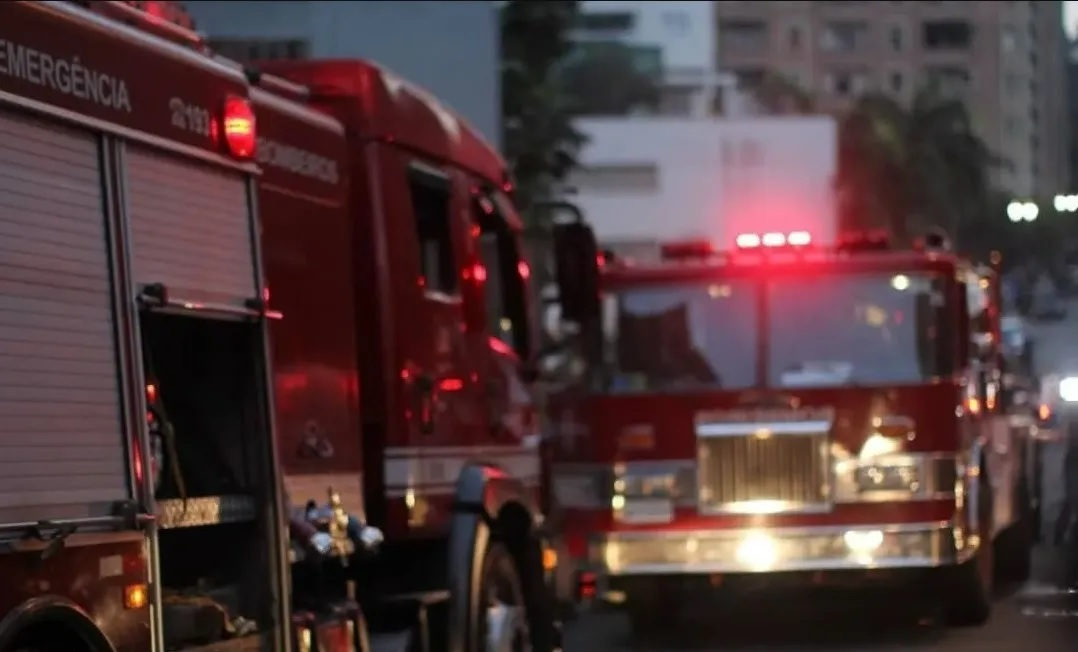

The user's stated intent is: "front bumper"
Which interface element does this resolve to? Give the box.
[588,522,961,576]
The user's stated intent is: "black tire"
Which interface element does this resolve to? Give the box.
[995,478,1034,582]
[476,540,552,652]
[945,471,994,627]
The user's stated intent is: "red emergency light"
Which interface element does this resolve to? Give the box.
[222,95,256,159]
[735,230,812,250]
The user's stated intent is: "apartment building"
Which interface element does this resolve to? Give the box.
[715,0,1070,198]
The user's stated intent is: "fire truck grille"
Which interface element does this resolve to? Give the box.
[698,434,829,512]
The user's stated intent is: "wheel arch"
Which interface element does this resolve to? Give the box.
[0,595,116,652]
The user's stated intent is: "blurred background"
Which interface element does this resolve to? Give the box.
[181,0,1078,322]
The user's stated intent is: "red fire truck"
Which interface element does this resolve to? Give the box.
[549,229,1036,634]
[0,2,594,651]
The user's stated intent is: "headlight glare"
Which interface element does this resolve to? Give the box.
[1060,376,1078,402]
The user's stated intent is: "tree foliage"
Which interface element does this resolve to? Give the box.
[559,42,661,116]
[500,0,587,222]
[836,87,994,246]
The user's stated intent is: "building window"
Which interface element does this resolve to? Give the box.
[819,21,870,52]
[578,12,636,34]
[889,25,904,51]
[206,38,310,62]
[569,164,660,194]
[922,20,973,50]
[889,71,904,92]
[824,70,870,96]
[789,26,803,50]
[720,19,769,53]
[1001,26,1019,53]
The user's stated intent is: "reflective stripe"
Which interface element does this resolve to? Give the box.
[382,445,541,490]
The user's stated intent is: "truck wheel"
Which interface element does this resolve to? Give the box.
[477,541,532,652]
[945,472,993,627]
[995,478,1033,582]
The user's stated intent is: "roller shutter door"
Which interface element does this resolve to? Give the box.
[125,146,256,306]
[0,110,128,522]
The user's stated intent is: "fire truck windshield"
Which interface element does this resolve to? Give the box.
[600,272,952,393]
[769,272,953,387]
[602,280,758,392]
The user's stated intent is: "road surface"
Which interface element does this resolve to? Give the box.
[562,301,1078,650]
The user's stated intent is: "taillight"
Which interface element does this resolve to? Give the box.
[222,95,256,159]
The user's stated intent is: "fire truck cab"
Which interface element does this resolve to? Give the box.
[249,58,567,651]
[549,229,1036,634]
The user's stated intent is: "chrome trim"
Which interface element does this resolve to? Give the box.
[589,522,960,576]
[832,453,959,503]
[696,418,833,515]
[696,420,833,438]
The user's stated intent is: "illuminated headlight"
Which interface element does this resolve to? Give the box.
[1060,376,1078,403]
[611,464,684,524]
[614,469,679,499]
[852,434,923,494]
[855,462,921,493]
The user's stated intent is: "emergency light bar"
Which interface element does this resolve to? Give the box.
[735,231,812,250]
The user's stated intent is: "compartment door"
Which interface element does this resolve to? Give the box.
[0,110,129,521]
[124,145,256,307]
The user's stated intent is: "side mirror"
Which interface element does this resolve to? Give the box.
[551,214,600,326]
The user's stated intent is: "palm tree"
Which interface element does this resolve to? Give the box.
[836,86,994,244]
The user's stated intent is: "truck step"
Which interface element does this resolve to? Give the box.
[368,630,412,652]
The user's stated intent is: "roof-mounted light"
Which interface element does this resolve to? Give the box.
[735,231,813,250]
[222,95,256,159]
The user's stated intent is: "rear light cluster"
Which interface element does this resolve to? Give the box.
[735,231,812,250]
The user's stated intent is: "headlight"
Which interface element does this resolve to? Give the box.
[849,435,924,495]
[614,469,679,499]
[856,462,921,493]
[611,464,687,524]
[1060,376,1078,402]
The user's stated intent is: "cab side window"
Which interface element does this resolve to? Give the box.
[473,192,530,359]
[407,166,458,296]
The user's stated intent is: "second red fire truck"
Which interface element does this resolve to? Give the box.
[549,229,1036,634]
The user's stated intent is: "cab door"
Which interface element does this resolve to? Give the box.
[395,161,477,531]
[470,188,541,489]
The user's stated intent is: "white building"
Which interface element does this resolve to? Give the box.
[568,117,839,259]
[574,1,751,118]
[568,2,767,252]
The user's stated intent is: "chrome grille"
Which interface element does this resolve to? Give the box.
[698,434,829,511]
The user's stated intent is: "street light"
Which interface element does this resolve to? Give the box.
[1007,201,1039,223]
[1054,194,1078,213]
